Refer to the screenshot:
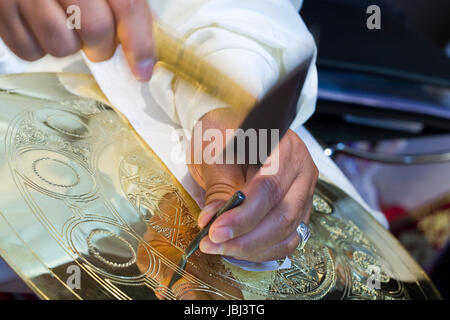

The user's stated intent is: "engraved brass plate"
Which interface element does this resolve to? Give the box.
[0,73,441,300]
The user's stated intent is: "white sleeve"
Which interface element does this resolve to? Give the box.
[149,0,317,134]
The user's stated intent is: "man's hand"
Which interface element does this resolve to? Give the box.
[0,0,155,80]
[188,108,319,263]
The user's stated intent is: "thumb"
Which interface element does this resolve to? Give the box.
[193,163,245,228]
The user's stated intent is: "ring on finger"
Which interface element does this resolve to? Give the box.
[296,222,310,249]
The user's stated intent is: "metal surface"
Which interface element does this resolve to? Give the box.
[325,142,450,164]
[0,73,441,300]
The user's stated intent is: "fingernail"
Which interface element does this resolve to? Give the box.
[200,239,223,255]
[135,58,154,81]
[210,227,233,243]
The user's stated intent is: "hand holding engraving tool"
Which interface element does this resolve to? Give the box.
[151,16,319,264]
[185,57,318,263]
[168,191,246,289]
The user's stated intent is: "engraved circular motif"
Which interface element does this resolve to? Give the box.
[15,150,97,199]
[68,220,153,281]
[45,113,91,139]
[32,157,80,188]
[34,108,93,139]
[31,107,106,146]
[270,239,335,299]
[87,229,137,268]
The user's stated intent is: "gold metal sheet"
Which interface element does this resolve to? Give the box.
[0,73,441,300]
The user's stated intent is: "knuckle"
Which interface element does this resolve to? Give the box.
[6,41,44,61]
[297,193,309,212]
[289,129,305,147]
[43,23,79,57]
[228,212,251,235]
[280,210,298,234]
[287,131,303,154]
[285,237,300,256]
[234,238,252,256]
[259,174,283,206]
[289,134,309,165]
[0,1,12,17]
[18,48,45,61]
[313,165,319,182]
[114,0,146,13]
[303,208,312,225]
[81,18,113,42]
[0,7,6,22]
[0,34,44,62]
[48,41,79,57]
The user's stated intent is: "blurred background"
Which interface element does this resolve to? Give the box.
[301,0,450,299]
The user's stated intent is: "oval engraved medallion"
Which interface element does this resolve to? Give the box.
[16,150,96,199]
[45,114,91,139]
[69,220,153,281]
[35,108,92,139]
[87,229,137,269]
[33,157,80,188]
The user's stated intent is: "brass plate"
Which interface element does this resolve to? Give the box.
[0,73,441,300]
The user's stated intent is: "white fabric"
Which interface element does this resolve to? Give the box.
[0,0,387,284]
[149,0,316,134]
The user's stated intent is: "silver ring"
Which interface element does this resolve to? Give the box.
[296,222,310,249]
